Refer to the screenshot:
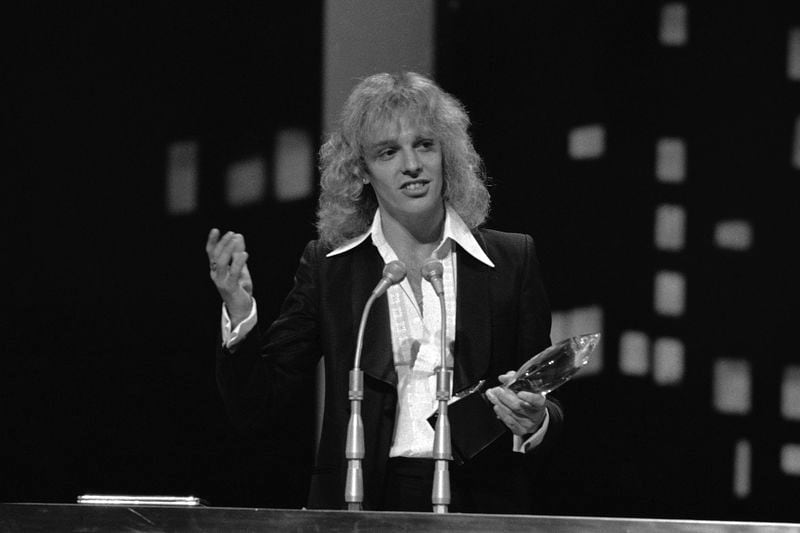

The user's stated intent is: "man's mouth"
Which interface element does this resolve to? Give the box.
[401,179,430,191]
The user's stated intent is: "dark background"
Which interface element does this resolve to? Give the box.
[5,0,799,523]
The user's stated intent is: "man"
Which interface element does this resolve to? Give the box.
[206,72,561,513]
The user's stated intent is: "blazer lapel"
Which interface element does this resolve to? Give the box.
[349,243,397,387]
[453,236,492,392]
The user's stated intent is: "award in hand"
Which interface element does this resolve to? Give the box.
[434,333,601,463]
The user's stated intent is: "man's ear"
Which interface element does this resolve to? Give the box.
[355,165,370,184]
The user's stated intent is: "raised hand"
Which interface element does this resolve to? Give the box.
[206,228,254,326]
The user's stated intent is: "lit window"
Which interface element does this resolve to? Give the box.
[550,311,568,349]
[654,270,686,316]
[226,157,266,207]
[733,440,751,498]
[655,138,686,183]
[654,204,686,251]
[550,306,603,376]
[619,330,649,376]
[568,125,605,160]
[781,444,800,476]
[714,220,753,251]
[782,366,800,420]
[653,337,684,385]
[788,27,800,81]
[659,3,689,47]
[712,358,751,414]
[274,128,314,202]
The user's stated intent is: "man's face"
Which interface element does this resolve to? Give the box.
[362,116,444,225]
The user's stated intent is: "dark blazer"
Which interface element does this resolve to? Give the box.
[216,228,562,512]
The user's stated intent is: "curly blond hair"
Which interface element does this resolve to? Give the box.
[316,72,490,248]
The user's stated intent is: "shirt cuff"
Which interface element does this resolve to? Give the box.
[512,407,550,454]
[221,298,257,349]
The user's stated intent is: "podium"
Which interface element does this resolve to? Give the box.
[1,503,799,532]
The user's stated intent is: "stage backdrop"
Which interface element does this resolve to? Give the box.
[5,0,799,523]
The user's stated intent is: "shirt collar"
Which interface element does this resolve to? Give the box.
[326,205,495,268]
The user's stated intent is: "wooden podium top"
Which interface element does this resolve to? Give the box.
[1,503,799,532]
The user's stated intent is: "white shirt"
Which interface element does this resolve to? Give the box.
[328,205,493,457]
[222,205,548,454]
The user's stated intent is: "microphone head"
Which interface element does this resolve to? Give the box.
[383,260,407,284]
[421,260,444,282]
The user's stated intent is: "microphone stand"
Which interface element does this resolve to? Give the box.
[344,296,373,511]
[423,261,452,514]
[345,261,406,511]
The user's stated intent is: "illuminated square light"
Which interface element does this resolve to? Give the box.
[712,358,752,414]
[653,337,684,385]
[781,366,800,420]
[166,140,198,215]
[550,306,603,376]
[654,270,686,317]
[274,128,314,202]
[568,124,605,160]
[654,204,686,251]
[788,28,800,81]
[550,311,568,348]
[733,439,751,498]
[781,444,800,476]
[619,330,650,376]
[713,220,753,251]
[793,115,800,170]
[655,138,686,183]
[226,157,266,207]
[659,3,689,47]
[572,306,603,376]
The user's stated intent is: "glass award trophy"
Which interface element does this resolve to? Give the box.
[505,333,601,395]
[431,333,601,464]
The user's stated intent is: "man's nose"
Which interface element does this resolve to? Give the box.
[401,148,422,177]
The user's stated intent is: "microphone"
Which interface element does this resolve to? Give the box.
[422,259,452,513]
[421,260,444,296]
[372,260,408,298]
[345,260,406,511]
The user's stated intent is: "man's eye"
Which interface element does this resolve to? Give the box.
[378,149,396,160]
[418,140,435,150]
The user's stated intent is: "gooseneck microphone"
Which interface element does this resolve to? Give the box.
[369,260,408,299]
[345,260,407,511]
[421,261,444,296]
[421,259,452,514]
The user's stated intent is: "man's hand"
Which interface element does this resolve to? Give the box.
[206,228,253,327]
[485,371,547,437]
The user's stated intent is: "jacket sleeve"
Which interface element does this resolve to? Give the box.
[215,240,323,435]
